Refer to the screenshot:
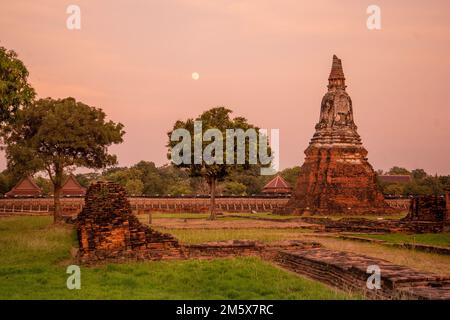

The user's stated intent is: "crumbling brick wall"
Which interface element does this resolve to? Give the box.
[404,195,447,222]
[77,181,183,263]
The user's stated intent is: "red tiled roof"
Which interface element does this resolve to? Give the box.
[5,176,42,197]
[262,175,292,193]
[61,175,86,196]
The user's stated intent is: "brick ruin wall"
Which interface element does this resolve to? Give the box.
[77,182,184,264]
[275,248,450,300]
[0,197,290,215]
[404,195,448,222]
[185,240,321,260]
[281,146,392,216]
[76,182,311,264]
[300,216,448,234]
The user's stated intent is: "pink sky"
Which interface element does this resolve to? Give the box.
[1,0,449,174]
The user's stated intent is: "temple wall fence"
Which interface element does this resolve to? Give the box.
[0,197,410,214]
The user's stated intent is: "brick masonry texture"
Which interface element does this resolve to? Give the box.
[278,56,391,215]
[299,216,449,234]
[404,195,448,222]
[275,248,450,300]
[77,181,184,264]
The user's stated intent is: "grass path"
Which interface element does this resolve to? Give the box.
[159,227,311,243]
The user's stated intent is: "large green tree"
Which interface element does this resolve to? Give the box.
[167,107,269,220]
[3,97,125,223]
[0,47,35,125]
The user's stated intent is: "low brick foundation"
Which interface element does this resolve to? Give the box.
[275,248,450,300]
[184,240,321,260]
[300,217,449,234]
[404,195,448,222]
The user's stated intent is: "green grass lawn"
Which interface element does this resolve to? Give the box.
[160,228,312,244]
[0,216,357,299]
[351,233,450,248]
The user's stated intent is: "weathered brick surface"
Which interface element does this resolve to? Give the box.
[275,248,450,300]
[282,146,391,215]
[277,56,391,216]
[184,240,320,260]
[404,195,448,222]
[77,182,183,264]
[300,216,447,234]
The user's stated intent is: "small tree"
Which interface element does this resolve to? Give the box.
[223,181,247,196]
[411,168,427,181]
[3,97,125,223]
[167,107,269,220]
[125,179,144,196]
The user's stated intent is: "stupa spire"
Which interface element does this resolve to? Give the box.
[328,55,346,90]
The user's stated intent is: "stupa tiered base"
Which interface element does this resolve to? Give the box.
[280,145,390,215]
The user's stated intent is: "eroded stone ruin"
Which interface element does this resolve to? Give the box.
[278,55,390,215]
[404,195,448,222]
[77,181,183,263]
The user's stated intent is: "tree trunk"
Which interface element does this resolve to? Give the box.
[209,178,217,220]
[53,185,63,224]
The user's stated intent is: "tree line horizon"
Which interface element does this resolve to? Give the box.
[0,163,448,198]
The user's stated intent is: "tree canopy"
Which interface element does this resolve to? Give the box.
[3,97,125,222]
[0,47,35,124]
[167,107,270,219]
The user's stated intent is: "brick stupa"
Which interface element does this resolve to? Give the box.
[279,55,390,215]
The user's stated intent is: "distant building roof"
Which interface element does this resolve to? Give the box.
[378,175,412,184]
[5,176,42,197]
[262,175,292,194]
[61,175,86,196]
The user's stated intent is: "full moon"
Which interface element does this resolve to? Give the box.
[191,72,200,80]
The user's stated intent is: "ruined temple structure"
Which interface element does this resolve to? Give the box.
[279,55,390,215]
[77,181,183,263]
[404,195,448,222]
